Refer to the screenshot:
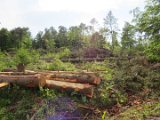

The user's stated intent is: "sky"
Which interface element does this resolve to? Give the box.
[0,0,146,36]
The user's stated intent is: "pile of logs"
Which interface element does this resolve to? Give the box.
[0,71,101,97]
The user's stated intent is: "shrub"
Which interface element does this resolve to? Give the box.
[39,87,57,99]
[27,60,49,70]
[0,52,6,71]
[15,48,32,66]
[0,52,15,71]
[113,57,160,97]
[88,61,128,107]
[55,47,71,59]
[49,58,76,71]
[145,41,160,62]
[14,48,40,72]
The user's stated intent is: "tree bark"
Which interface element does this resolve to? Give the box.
[48,72,101,85]
[17,63,25,72]
[0,74,46,87]
[0,72,37,75]
[45,80,94,97]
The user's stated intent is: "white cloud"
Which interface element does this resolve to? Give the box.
[37,0,144,13]
[0,0,38,29]
[0,0,21,28]
[37,0,118,13]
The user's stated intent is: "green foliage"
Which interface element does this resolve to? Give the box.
[14,48,40,66]
[41,48,76,71]
[113,57,160,97]
[104,11,118,52]
[0,86,40,120]
[90,57,159,108]
[82,61,128,107]
[0,52,7,71]
[55,26,68,48]
[133,0,160,61]
[90,32,106,48]
[27,60,49,71]
[0,52,15,71]
[34,27,57,51]
[14,48,32,66]
[114,65,149,94]
[94,79,127,107]
[121,22,136,55]
[39,87,57,99]
[136,0,160,42]
[10,27,32,49]
[80,62,108,72]
[145,41,160,62]
[30,49,40,63]
[49,58,76,71]
[68,26,83,50]
[55,47,71,59]
[112,101,160,120]
[0,28,11,51]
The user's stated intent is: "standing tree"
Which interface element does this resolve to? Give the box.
[68,26,83,50]
[15,48,39,72]
[10,27,32,49]
[42,27,57,51]
[121,22,136,55]
[33,27,57,51]
[33,31,43,49]
[15,48,32,72]
[0,28,11,51]
[104,11,119,52]
[55,26,68,48]
[135,0,160,61]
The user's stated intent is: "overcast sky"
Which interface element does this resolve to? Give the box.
[0,0,145,36]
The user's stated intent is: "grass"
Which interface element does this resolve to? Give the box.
[0,86,42,120]
[110,101,160,120]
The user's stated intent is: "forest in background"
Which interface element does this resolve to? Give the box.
[0,0,160,119]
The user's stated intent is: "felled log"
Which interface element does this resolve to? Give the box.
[45,80,94,97]
[48,72,101,85]
[0,74,46,87]
[45,71,96,74]
[0,72,37,75]
[0,82,9,88]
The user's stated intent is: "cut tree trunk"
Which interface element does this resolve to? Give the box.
[0,82,9,88]
[48,72,101,85]
[17,63,25,72]
[0,74,46,87]
[45,80,94,97]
